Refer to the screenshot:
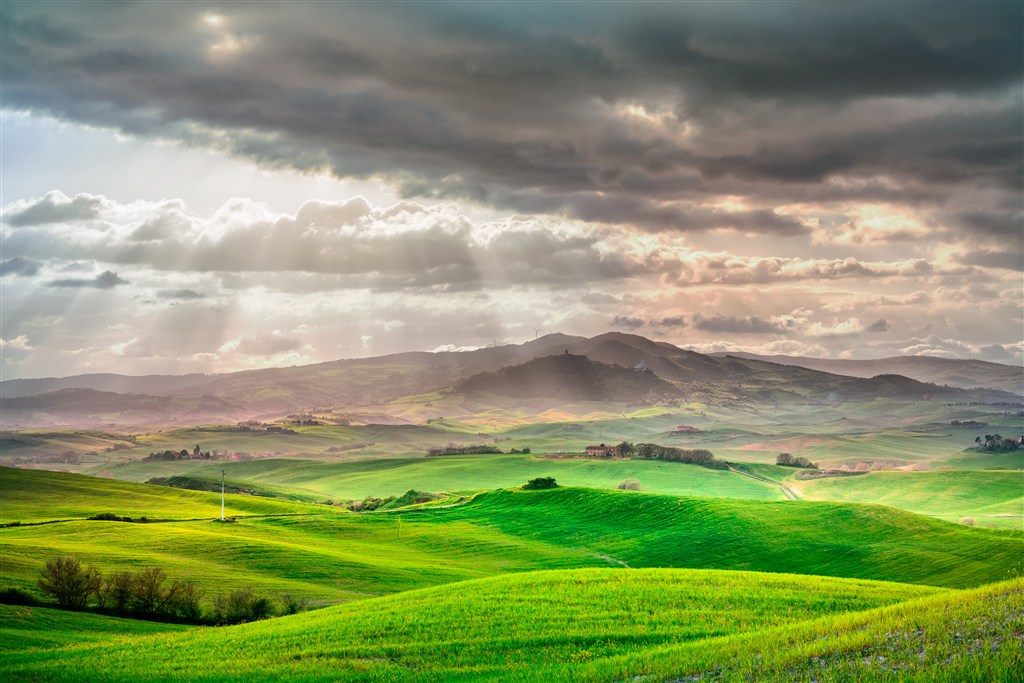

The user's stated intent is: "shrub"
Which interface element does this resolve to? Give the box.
[522,477,558,490]
[0,587,41,606]
[280,592,309,616]
[38,556,102,610]
[88,513,133,522]
[960,517,977,527]
[616,479,643,491]
[99,571,136,613]
[212,587,275,625]
[168,580,203,621]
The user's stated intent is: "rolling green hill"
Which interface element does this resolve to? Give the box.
[793,469,1024,528]
[0,467,336,523]
[0,569,946,682]
[2,471,1020,612]
[424,487,1022,588]
[112,454,785,502]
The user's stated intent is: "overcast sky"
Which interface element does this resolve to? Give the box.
[1,1,1021,378]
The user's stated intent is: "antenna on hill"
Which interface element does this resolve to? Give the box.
[220,469,226,521]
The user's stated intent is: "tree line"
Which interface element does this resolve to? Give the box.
[975,434,1021,452]
[775,452,818,469]
[616,442,728,469]
[17,556,308,625]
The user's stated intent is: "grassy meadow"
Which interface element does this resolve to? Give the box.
[2,395,1021,681]
[0,569,952,682]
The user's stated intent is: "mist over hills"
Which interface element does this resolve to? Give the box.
[1,332,1019,428]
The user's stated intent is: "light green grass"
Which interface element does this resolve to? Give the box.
[0,604,189,651]
[794,470,1024,530]
[559,576,1024,683]
[109,454,785,502]
[0,568,945,682]
[0,467,337,523]
[424,487,1022,588]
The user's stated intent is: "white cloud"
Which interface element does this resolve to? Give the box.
[0,335,33,350]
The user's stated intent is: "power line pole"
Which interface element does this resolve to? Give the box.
[220,469,226,521]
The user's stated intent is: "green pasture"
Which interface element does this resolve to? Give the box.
[124,454,785,502]
[0,467,335,523]
[0,568,945,682]
[794,470,1024,529]
[0,604,188,651]
[563,577,1024,683]
[3,472,1020,610]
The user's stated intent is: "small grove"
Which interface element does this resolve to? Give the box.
[616,442,727,469]
[4,556,308,626]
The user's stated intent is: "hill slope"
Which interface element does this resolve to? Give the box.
[455,353,683,401]
[0,568,945,682]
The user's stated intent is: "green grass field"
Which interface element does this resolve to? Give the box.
[794,469,1024,529]
[0,604,188,651]
[2,471,1020,615]
[0,467,337,523]
[0,569,949,682]
[108,454,785,501]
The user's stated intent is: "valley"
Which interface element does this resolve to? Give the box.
[1,333,1022,681]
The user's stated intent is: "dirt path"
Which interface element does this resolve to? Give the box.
[728,465,799,501]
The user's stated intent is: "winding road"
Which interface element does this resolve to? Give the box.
[728,465,799,501]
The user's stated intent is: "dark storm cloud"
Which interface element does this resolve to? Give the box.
[0,257,40,277]
[47,270,127,289]
[866,319,892,333]
[957,250,1024,272]
[1,1,1020,238]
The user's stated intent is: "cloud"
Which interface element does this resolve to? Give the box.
[866,319,892,333]
[653,316,686,328]
[691,313,786,335]
[0,257,40,277]
[6,191,107,227]
[956,249,1023,271]
[221,332,304,356]
[611,315,645,330]
[2,3,1019,238]
[0,335,33,350]
[47,270,128,289]
[157,289,206,299]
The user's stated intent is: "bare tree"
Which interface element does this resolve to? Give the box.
[38,556,101,610]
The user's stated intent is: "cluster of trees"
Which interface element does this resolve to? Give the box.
[616,479,642,491]
[776,453,818,469]
[33,556,305,625]
[522,477,558,490]
[144,445,215,461]
[975,434,1021,452]
[950,420,987,428]
[616,442,727,470]
[427,445,504,456]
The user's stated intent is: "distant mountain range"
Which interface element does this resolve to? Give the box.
[1,332,1020,428]
[716,353,1023,395]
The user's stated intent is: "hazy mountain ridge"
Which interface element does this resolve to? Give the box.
[455,353,683,402]
[718,352,1024,395]
[1,333,1019,428]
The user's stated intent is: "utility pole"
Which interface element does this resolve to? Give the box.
[220,469,226,521]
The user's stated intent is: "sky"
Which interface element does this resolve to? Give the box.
[1,1,1021,379]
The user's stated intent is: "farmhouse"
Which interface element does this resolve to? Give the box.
[669,425,702,434]
[585,444,621,457]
